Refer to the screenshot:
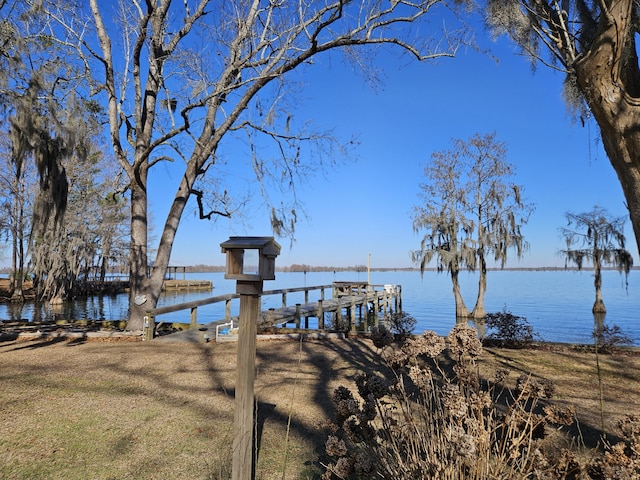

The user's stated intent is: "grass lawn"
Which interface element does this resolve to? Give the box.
[1,335,639,479]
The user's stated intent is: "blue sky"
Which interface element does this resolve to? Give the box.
[148,19,636,270]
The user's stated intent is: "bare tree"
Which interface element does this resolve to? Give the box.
[0,1,89,301]
[0,132,35,301]
[412,133,533,319]
[560,206,633,313]
[485,0,640,259]
[45,0,472,330]
[96,190,129,285]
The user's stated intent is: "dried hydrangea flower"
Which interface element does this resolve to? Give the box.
[457,432,477,458]
[441,383,468,418]
[358,394,377,422]
[383,348,409,368]
[325,435,348,457]
[423,330,446,357]
[408,365,432,392]
[355,373,389,399]
[402,330,446,359]
[618,414,640,442]
[494,368,510,384]
[322,457,352,480]
[448,324,483,358]
[353,451,374,475]
[543,405,575,426]
[453,363,477,387]
[469,391,492,411]
[333,386,360,422]
[516,374,554,398]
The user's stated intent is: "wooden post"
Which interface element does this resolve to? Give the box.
[225,299,232,319]
[318,299,324,329]
[219,236,280,480]
[350,297,356,334]
[384,290,390,317]
[295,303,301,328]
[190,306,197,328]
[143,313,154,341]
[232,283,262,480]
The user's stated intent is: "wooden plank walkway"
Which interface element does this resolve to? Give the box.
[149,282,402,342]
[260,290,399,329]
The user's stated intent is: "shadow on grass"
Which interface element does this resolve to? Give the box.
[2,333,639,478]
[251,335,381,473]
[1,335,73,351]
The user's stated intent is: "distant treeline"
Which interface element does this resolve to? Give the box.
[1,264,636,275]
[164,264,638,273]
[172,264,417,273]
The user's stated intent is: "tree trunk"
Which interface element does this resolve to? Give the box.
[10,241,24,303]
[126,161,201,331]
[99,253,107,284]
[451,269,470,318]
[10,177,18,298]
[592,296,606,314]
[127,169,151,332]
[10,186,24,303]
[592,255,606,314]
[471,255,487,319]
[574,0,640,257]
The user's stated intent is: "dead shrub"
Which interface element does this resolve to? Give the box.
[322,325,640,479]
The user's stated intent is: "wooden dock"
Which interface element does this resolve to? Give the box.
[260,283,400,330]
[161,279,213,291]
[147,282,402,342]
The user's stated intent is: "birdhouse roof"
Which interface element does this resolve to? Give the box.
[220,236,281,256]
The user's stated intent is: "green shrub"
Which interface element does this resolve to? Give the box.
[387,311,416,339]
[370,325,394,349]
[484,307,537,347]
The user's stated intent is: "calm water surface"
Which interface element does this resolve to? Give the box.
[1,270,638,345]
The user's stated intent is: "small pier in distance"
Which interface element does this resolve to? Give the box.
[161,279,213,291]
[148,281,402,342]
[161,265,213,291]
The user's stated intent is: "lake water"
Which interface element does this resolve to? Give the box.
[1,270,639,345]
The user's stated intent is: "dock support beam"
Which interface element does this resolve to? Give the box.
[318,299,324,329]
[295,303,301,328]
[350,297,356,334]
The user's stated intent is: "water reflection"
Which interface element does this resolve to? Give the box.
[0,294,130,323]
[3,301,28,321]
[472,319,486,339]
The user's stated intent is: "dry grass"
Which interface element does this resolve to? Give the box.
[0,335,639,479]
[479,344,640,447]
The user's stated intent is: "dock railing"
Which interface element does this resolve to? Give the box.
[143,282,401,341]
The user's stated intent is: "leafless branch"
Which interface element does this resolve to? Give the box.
[191,188,232,220]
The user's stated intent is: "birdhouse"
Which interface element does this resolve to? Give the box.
[220,236,281,282]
